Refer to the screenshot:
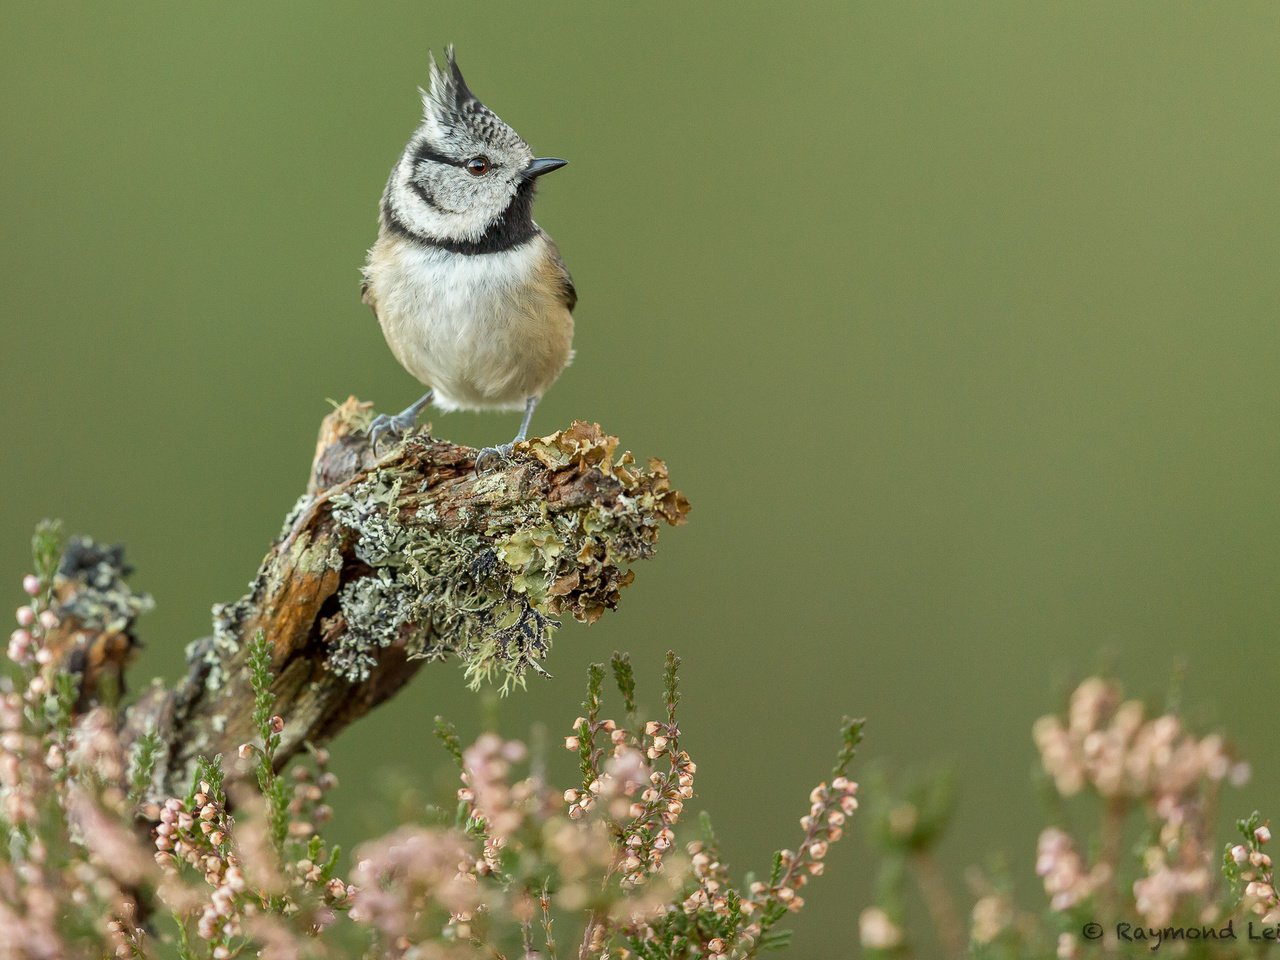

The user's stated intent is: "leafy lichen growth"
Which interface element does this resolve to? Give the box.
[327,468,550,692]
[326,569,411,682]
[54,537,155,632]
[322,423,688,694]
[202,589,256,693]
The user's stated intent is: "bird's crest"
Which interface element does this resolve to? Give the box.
[419,46,519,149]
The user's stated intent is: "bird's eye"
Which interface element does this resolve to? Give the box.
[465,156,491,177]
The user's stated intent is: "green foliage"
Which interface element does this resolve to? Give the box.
[610,650,638,730]
[433,715,465,769]
[187,754,225,808]
[584,660,605,726]
[49,673,80,739]
[247,630,289,851]
[127,728,162,805]
[30,519,63,586]
[833,716,865,779]
[663,650,680,727]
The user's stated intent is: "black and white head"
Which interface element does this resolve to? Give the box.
[381,47,566,252]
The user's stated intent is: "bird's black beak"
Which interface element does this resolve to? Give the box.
[523,157,568,180]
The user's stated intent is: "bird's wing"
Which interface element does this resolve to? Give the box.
[545,236,577,313]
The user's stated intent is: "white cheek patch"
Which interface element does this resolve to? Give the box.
[387,156,522,244]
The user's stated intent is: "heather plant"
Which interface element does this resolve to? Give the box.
[0,522,861,959]
[4,521,1275,960]
[860,675,1266,959]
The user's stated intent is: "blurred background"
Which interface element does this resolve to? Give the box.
[3,2,1278,954]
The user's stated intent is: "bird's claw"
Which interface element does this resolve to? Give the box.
[367,410,419,454]
[474,442,515,473]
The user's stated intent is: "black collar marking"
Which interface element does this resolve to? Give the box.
[383,179,539,256]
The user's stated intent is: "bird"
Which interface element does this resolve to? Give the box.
[361,46,576,467]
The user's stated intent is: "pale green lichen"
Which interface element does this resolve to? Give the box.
[319,423,688,693]
[202,591,255,693]
[326,569,409,682]
[275,493,311,539]
[332,473,406,567]
[54,537,155,632]
[495,522,565,603]
[327,468,560,692]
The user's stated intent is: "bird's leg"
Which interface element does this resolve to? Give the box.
[513,395,538,444]
[475,396,539,472]
[368,390,434,452]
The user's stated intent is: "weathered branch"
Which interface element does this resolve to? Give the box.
[44,398,687,797]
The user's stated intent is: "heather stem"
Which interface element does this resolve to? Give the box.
[1099,795,1128,930]
[910,849,966,959]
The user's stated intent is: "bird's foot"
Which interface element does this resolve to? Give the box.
[474,441,515,473]
[367,409,420,454]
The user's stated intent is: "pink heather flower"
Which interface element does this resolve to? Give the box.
[15,607,34,627]
[7,632,32,663]
[1233,845,1251,865]
[859,907,904,949]
[37,610,58,630]
[269,715,285,734]
[22,575,40,597]
[1257,826,1272,844]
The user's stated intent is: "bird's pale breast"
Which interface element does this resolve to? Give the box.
[364,232,574,412]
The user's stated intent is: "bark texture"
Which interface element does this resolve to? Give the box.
[43,398,688,797]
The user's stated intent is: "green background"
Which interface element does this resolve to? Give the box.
[3,3,1278,954]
